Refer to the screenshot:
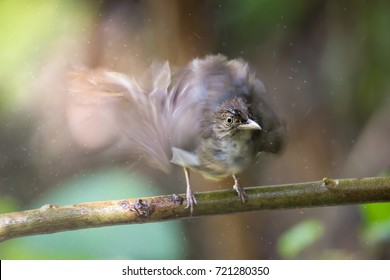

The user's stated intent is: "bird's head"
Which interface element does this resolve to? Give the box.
[211,97,262,138]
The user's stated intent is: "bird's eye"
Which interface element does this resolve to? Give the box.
[226,116,233,124]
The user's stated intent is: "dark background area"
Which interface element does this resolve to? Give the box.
[0,0,389,259]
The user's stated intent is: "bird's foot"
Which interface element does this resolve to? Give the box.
[233,174,247,203]
[185,185,197,214]
[183,167,197,214]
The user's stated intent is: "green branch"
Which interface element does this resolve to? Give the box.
[1,177,390,242]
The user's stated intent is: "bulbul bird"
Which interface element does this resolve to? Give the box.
[68,55,285,213]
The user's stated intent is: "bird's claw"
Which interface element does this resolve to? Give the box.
[233,181,247,203]
[185,186,197,214]
[183,167,197,214]
[232,174,247,203]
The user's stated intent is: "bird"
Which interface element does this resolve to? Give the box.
[68,55,285,213]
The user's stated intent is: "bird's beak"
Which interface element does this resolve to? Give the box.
[239,119,262,130]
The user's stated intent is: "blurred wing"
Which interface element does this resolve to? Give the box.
[248,73,285,154]
[67,63,172,172]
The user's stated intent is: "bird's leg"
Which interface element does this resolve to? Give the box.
[183,167,197,214]
[232,174,247,203]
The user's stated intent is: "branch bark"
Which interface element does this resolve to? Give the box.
[1,176,390,242]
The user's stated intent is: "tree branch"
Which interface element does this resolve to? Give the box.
[1,176,390,242]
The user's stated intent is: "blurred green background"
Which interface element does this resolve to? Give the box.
[0,0,389,259]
